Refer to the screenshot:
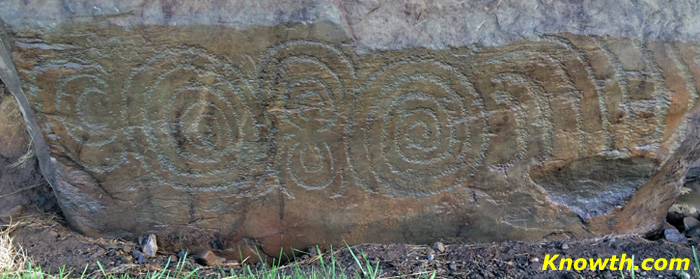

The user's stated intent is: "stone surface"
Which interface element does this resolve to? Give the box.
[683,217,700,231]
[194,250,225,267]
[684,160,700,193]
[433,242,445,253]
[665,228,689,244]
[139,234,158,257]
[686,227,700,238]
[2,0,700,261]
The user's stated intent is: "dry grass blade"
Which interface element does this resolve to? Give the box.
[0,221,27,276]
[378,270,434,279]
[9,137,34,169]
[0,183,45,199]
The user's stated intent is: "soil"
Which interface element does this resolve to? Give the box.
[7,216,699,279]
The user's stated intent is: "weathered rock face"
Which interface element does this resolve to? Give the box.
[2,0,700,260]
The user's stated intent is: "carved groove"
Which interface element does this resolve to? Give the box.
[124,47,267,194]
[259,41,354,196]
[350,60,488,196]
[22,37,700,198]
[30,56,128,173]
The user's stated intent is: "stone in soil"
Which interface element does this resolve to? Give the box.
[194,250,226,267]
[132,251,147,264]
[683,216,700,231]
[664,228,689,244]
[686,227,700,238]
[15,219,700,279]
[139,234,157,257]
[433,241,445,253]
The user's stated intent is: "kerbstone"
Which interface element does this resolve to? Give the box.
[1,0,700,261]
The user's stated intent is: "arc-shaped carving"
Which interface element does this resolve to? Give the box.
[28,54,128,173]
[350,60,488,197]
[258,40,355,196]
[482,73,553,169]
[125,47,268,195]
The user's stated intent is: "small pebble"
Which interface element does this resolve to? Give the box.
[132,250,143,258]
[561,243,569,250]
[427,253,435,261]
[131,251,146,264]
[194,250,225,266]
[433,242,446,253]
[177,250,187,259]
[103,243,117,250]
[529,257,539,263]
[684,216,700,231]
[449,263,457,271]
[134,254,147,264]
[139,234,158,257]
[687,227,700,238]
[665,228,689,244]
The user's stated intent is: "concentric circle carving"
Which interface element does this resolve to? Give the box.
[47,57,128,173]
[126,48,267,193]
[350,61,488,197]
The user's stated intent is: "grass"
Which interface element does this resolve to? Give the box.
[0,225,437,279]
[0,221,26,277]
[5,220,700,279]
[0,249,437,279]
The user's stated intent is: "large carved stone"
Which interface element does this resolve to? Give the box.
[2,0,700,260]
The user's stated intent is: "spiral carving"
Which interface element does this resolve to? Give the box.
[125,48,267,193]
[350,61,488,197]
[24,36,698,201]
[50,58,128,173]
